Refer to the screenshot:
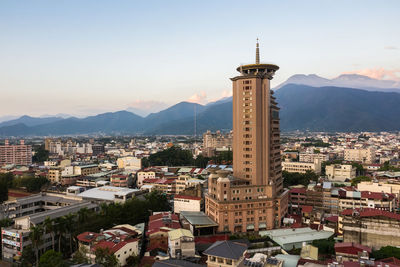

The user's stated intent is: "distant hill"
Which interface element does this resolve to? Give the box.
[0,115,64,128]
[2,82,400,136]
[275,84,400,131]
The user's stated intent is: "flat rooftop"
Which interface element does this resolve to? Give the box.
[180,211,218,227]
[78,186,140,201]
[260,227,333,246]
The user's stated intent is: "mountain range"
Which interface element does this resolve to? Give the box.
[1,74,400,136]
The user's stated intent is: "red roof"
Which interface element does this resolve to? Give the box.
[93,238,138,254]
[335,242,372,254]
[174,195,201,201]
[77,232,101,243]
[301,205,313,213]
[149,212,179,222]
[290,188,306,194]
[341,208,400,221]
[325,216,338,222]
[361,191,394,200]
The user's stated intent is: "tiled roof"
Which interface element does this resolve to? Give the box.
[334,242,372,253]
[361,191,394,200]
[93,238,138,254]
[301,205,313,213]
[290,188,306,194]
[203,240,247,260]
[174,195,202,201]
[341,208,400,221]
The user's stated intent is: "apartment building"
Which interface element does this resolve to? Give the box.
[202,130,232,157]
[74,164,99,176]
[110,174,131,187]
[326,164,356,182]
[299,153,329,163]
[1,201,97,263]
[282,159,322,174]
[173,195,202,214]
[167,228,195,258]
[137,171,156,187]
[344,148,376,164]
[0,140,32,166]
[117,156,141,171]
[341,208,400,249]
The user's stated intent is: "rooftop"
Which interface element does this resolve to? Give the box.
[179,211,218,227]
[78,186,139,201]
[260,227,334,246]
[203,240,247,260]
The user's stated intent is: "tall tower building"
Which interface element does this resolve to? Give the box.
[205,41,288,233]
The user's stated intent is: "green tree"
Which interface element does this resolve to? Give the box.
[147,146,193,166]
[29,224,44,266]
[312,237,335,255]
[43,217,55,250]
[72,246,90,264]
[0,177,8,203]
[379,161,400,172]
[32,145,49,163]
[283,170,319,187]
[351,162,364,176]
[95,247,119,267]
[39,250,67,267]
[371,246,400,260]
[351,176,371,186]
[20,245,35,267]
[126,253,141,266]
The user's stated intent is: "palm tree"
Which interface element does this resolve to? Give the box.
[29,224,44,266]
[43,216,55,250]
[64,213,76,255]
[54,217,66,253]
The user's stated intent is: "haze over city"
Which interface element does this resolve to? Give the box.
[1,0,399,117]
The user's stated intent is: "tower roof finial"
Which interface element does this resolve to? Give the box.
[256,38,260,64]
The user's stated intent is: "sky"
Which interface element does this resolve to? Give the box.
[0,0,399,118]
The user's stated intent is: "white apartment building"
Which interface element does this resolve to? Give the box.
[326,164,356,182]
[168,228,195,258]
[282,159,322,174]
[174,195,202,214]
[117,156,142,171]
[137,171,156,187]
[344,148,376,164]
[299,153,329,163]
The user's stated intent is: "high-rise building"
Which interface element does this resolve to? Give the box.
[205,41,289,233]
[0,140,32,166]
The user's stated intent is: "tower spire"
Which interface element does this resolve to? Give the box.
[256,38,260,64]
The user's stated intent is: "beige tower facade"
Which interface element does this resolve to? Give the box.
[205,42,288,233]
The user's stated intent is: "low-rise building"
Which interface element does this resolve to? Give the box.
[340,208,400,249]
[282,159,321,174]
[174,195,202,214]
[77,186,140,203]
[2,201,97,263]
[167,228,195,259]
[77,225,139,266]
[326,164,356,182]
[344,148,376,164]
[204,240,247,267]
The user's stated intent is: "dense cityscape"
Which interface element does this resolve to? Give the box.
[1,42,400,267]
[2,1,400,267]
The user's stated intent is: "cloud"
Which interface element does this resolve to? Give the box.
[220,89,232,98]
[342,68,400,81]
[187,91,208,104]
[384,46,398,50]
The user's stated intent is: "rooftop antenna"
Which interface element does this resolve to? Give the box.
[256,38,260,64]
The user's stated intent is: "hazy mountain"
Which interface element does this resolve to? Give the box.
[0,115,65,128]
[275,84,400,131]
[2,84,400,135]
[275,74,400,92]
[145,102,206,125]
[206,96,233,107]
[145,101,232,135]
[0,115,19,123]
